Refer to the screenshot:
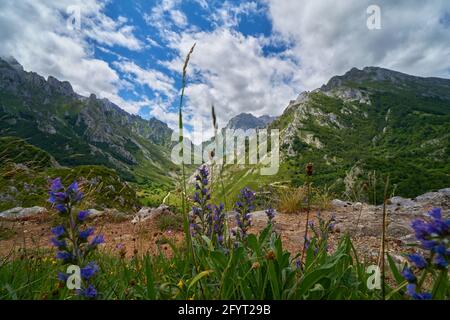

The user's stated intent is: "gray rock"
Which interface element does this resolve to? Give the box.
[0,206,46,220]
[87,209,104,218]
[389,196,415,208]
[131,204,170,223]
[387,222,412,237]
[331,199,351,208]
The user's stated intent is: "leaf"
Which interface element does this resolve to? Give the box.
[144,256,156,299]
[267,261,281,299]
[387,254,405,285]
[247,234,258,251]
[201,235,214,251]
[188,270,214,291]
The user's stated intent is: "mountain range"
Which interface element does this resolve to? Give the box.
[1,57,449,204]
[0,56,177,187]
[222,66,450,202]
[225,113,276,131]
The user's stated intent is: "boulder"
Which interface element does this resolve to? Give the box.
[131,204,171,224]
[87,208,104,218]
[0,206,46,220]
[331,199,351,208]
[389,196,415,208]
[387,222,413,237]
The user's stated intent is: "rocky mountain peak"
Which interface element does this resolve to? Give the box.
[321,66,450,93]
[47,75,76,97]
[226,112,276,131]
[1,56,24,72]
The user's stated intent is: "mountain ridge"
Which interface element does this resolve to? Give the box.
[0,56,177,186]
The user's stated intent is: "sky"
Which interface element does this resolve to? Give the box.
[1,0,450,141]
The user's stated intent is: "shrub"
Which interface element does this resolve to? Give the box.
[277,186,307,213]
[157,213,183,231]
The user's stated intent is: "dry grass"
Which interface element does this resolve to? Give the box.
[276,186,307,214]
[312,186,334,211]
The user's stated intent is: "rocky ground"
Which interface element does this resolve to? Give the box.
[1,188,448,264]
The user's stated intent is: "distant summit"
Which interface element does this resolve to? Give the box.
[225,113,276,131]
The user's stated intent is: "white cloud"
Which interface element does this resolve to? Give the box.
[83,13,143,50]
[170,10,188,28]
[2,0,450,134]
[113,60,176,99]
[211,1,261,28]
[144,0,189,30]
[0,0,143,113]
[160,28,301,139]
[266,0,450,89]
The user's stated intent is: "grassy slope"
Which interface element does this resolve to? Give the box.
[0,136,139,212]
[0,88,177,188]
[219,81,450,203]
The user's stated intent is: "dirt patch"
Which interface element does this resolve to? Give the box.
[0,208,414,264]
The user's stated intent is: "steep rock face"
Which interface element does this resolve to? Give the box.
[266,66,450,199]
[0,57,177,186]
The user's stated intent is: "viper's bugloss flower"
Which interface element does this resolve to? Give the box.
[78,284,97,299]
[51,237,67,249]
[433,254,448,268]
[81,262,99,280]
[77,210,90,221]
[56,251,72,262]
[190,165,215,239]
[234,187,255,239]
[213,203,225,244]
[410,208,449,268]
[57,272,69,282]
[406,284,432,300]
[90,235,105,246]
[54,203,67,214]
[48,178,104,299]
[407,253,427,269]
[51,225,65,238]
[50,177,64,192]
[265,207,275,223]
[401,267,416,283]
[79,227,94,239]
[402,208,448,300]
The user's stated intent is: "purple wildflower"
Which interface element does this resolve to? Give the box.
[51,225,65,238]
[77,210,90,221]
[90,234,105,246]
[48,178,104,298]
[401,267,416,283]
[406,284,432,300]
[79,284,97,299]
[57,272,69,282]
[79,227,94,239]
[407,253,427,269]
[51,237,67,249]
[81,262,99,280]
[234,187,255,239]
[265,207,275,223]
[56,251,72,262]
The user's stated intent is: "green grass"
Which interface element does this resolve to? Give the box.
[0,231,379,300]
[0,137,139,212]
[223,86,450,204]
